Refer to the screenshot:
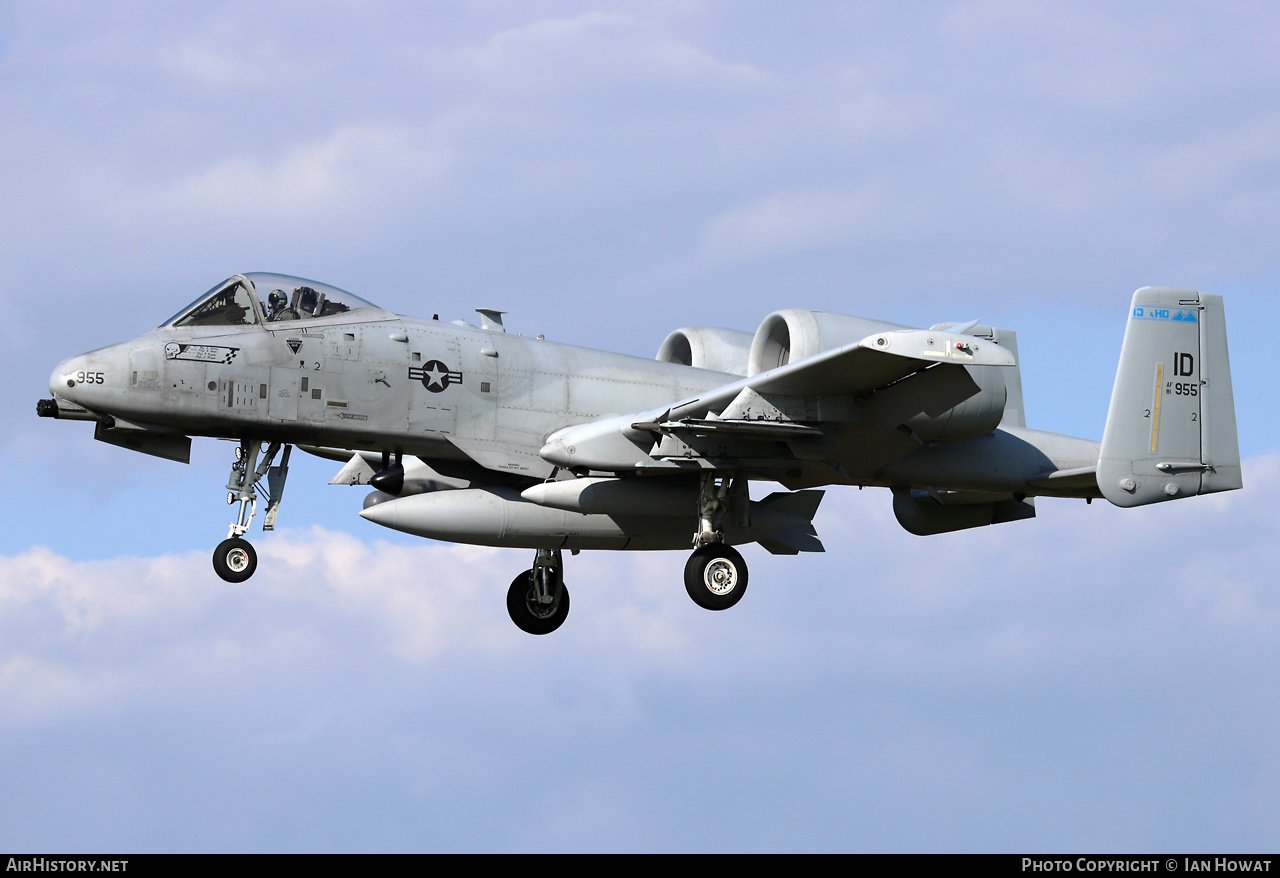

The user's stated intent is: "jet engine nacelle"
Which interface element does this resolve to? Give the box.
[656,327,754,376]
[748,309,909,375]
[748,309,1010,441]
[902,361,1009,442]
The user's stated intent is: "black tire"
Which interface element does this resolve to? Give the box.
[684,544,748,611]
[213,537,257,583]
[506,570,570,635]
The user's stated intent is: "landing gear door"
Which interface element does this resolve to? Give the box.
[268,366,300,421]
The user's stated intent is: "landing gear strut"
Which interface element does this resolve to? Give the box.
[684,473,749,610]
[501,473,754,629]
[507,548,570,635]
[212,439,291,583]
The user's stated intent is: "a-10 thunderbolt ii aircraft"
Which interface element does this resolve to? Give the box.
[39,272,1241,634]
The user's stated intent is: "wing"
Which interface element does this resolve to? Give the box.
[670,326,1013,416]
[540,327,1017,483]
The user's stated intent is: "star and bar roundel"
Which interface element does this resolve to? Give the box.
[408,360,463,393]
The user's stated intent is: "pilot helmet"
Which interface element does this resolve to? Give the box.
[268,289,287,310]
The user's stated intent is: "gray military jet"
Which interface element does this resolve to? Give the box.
[39,273,1241,634]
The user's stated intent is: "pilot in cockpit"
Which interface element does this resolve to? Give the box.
[266,289,299,322]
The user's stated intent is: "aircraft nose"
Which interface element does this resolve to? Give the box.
[49,355,86,397]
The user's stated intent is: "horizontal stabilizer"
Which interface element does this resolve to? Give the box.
[1026,465,1098,492]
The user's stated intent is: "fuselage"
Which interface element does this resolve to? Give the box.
[49,306,733,475]
[49,301,1101,498]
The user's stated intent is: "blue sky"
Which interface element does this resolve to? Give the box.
[1,1,1277,852]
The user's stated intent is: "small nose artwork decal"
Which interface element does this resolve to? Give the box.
[165,343,239,364]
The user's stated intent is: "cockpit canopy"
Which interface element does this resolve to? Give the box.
[160,273,379,329]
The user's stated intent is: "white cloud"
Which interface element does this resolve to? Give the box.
[159,39,282,91]
[1147,118,1280,204]
[453,10,765,94]
[700,188,883,261]
[1,456,1278,849]
[138,124,453,233]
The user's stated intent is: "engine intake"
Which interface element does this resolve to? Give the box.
[656,327,754,376]
[748,309,909,375]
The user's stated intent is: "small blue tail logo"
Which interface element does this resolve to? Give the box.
[1133,306,1198,323]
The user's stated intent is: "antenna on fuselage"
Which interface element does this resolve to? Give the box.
[476,309,507,333]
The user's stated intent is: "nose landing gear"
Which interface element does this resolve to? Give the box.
[212,439,291,583]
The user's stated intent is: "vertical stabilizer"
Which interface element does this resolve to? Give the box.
[1197,293,1242,495]
[990,327,1025,427]
[1098,288,1241,507]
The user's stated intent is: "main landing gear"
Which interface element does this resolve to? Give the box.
[685,473,748,611]
[503,474,751,635]
[212,439,291,583]
[507,548,570,635]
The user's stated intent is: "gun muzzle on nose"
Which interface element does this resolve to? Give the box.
[36,397,97,420]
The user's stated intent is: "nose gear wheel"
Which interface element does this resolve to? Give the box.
[213,537,257,583]
[208,439,291,582]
